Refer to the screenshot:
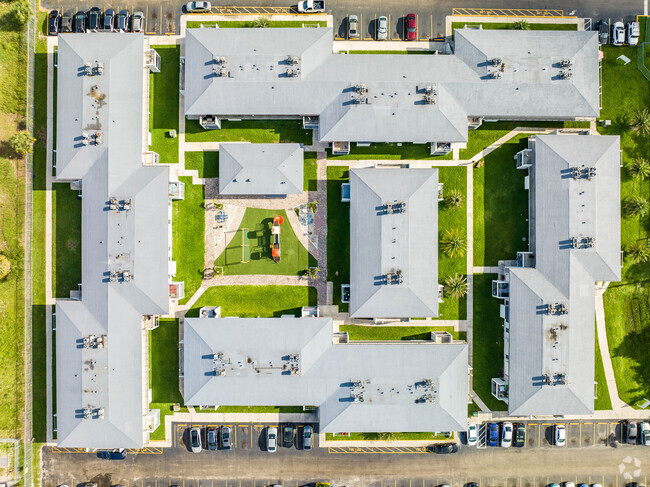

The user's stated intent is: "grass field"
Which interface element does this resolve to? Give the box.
[186,20,327,28]
[595,324,612,410]
[52,183,81,298]
[185,285,317,318]
[304,152,318,191]
[472,274,506,411]
[172,178,204,305]
[472,134,530,266]
[340,325,466,341]
[185,119,313,144]
[325,432,452,441]
[214,208,316,276]
[346,50,437,55]
[452,22,578,33]
[149,46,180,164]
[326,166,350,312]
[326,142,452,161]
[185,151,219,179]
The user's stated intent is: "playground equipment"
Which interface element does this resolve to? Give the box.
[271,215,283,263]
[240,227,250,263]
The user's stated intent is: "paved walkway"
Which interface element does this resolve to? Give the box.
[473,266,499,274]
[311,153,329,304]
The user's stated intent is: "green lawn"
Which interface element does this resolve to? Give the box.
[327,142,452,160]
[187,20,327,28]
[52,183,81,298]
[452,22,578,33]
[325,432,453,441]
[468,402,481,417]
[172,178,204,305]
[595,324,612,410]
[304,152,318,191]
[185,151,219,178]
[185,285,317,318]
[212,406,304,413]
[346,50,437,55]
[437,166,467,320]
[340,325,466,341]
[185,119,313,144]
[214,208,316,276]
[326,166,350,312]
[149,46,180,164]
[472,274,506,411]
[472,134,530,266]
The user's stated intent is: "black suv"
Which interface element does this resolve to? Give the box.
[48,10,60,35]
[515,423,525,447]
[87,7,102,31]
[103,9,115,31]
[73,11,86,33]
[282,424,294,448]
[117,10,130,32]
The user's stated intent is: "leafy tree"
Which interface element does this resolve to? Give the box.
[253,16,271,28]
[10,0,32,28]
[513,20,530,30]
[630,108,650,137]
[441,228,466,258]
[379,432,397,443]
[625,196,650,217]
[627,157,650,180]
[444,273,468,298]
[627,242,650,263]
[446,189,464,209]
[9,130,36,156]
[0,255,10,280]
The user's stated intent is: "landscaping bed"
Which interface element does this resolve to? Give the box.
[340,325,466,341]
[452,22,577,33]
[149,46,180,164]
[325,432,452,441]
[185,119,313,144]
[187,20,327,28]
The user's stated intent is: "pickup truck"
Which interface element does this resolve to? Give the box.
[297,0,324,13]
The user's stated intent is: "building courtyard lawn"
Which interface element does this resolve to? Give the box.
[326,166,350,311]
[149,46,180,164]
[186,20,326,28]
[53,183,82,298]
[185,151,219,179]
[472,134,530,267]
[184,119,313,145]
[172,178,205,305]
[595,325,612,410]
[214,208,316,276]
[304,152,318,191]
[185,285,317,318]
[340,325,466,342]
[327,142,452,160]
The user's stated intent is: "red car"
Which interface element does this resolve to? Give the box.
[405,13,417,40]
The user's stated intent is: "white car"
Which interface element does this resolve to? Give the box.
[267,426,277,452]
[377,16,388,40]
[564,483,575,487]
[555,424,566,447]
[501,422,513,448]
[348,15,359,38]
[466,423,478,446]
[611,21,625,46]
[640,421,650,446]
[186,1,211,13]
[627,21,640,46]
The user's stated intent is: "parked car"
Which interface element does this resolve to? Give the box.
[103,9,115,31]
[348,15,359,38]
[302,425,313,451]
[117,10,130,32]
[432,443,459,454]
[611,21,625,46]
[627,21,640,46]
[61,13,73,33]
[555,424,566,447]
[466,423,477,446]
[501,422,513,448]
[267,427,277,452]
[564,483,575,487]
[87,7,102,31]
[221,426,232,450]
[405,13,417,40]
[206,427,217,451]
[190,426,202,453]
[488,422,499,447]
[132,11,144,32]
[97,449,126,460]
[597,19,609,44]
[186,1,212,12]
[282,424,294,448]
[73,11,86,33]
[377,15,388,40]
[48,10,61,35]
[515,423,525,447]
[626,421,638,444]
[640,421,650,446]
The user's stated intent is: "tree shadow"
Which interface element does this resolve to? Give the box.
[613,312,650,405]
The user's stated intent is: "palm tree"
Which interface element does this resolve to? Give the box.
[444,273,468,298]
[630,108,650,137]
[253,16,271,28]
[379,432,397,443]
[446,189,464,209]
[625,196,650,217]
[627,157,650,180]
[441,228,467,258]
[627,242,650,263]
[513,20,530,30]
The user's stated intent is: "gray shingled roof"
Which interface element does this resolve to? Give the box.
[349,168,439,318]
[183,317,468,433]
[184,28,599,144]
[219,143,303,195]
[506,134,621,416]
[55,34,170,448]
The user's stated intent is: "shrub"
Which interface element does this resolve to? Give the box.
[10,130,36,156]
[253,17,270,28]
[444,273,468,298]
[513,20,530,30]
[0,255,10,280]
[440,228,466,258]
[625,196,650,218]
[627,242,650,263]
[445,189,464,209]
[627,157,650,180]
[9,0,32,28]
[630,108,650,137]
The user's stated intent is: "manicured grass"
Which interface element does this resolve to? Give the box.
[327,142,452,160]
[325,432,453,441]
[149,46,180,164]
[472,134,530,266]
[185,285,317,318]
[185,119,313,144]
[603,285,650,408]
[304,152,318,191]
[437,166,467,320]
[468,402,481,417]
[595,324,612,410]
[346,50,437,55]
[52,183,81,298]
[214,208,316,276]
[187,20,326,28]
[326,166,350,312]
[172,178,205,305]
[185,151,219,178]
[215,406,304,413]
[452,22,578,33]
[340,325,466,342]
[472,274,507,411]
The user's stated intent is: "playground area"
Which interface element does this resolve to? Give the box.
[213,208,316,276]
